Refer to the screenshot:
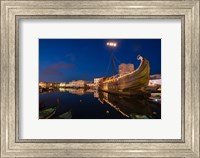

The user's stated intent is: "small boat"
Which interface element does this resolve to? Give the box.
[57,110,72,119]
[39,106,57,119]
[99,55,150,96]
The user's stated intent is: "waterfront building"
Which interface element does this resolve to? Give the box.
[67,82,75,87]
[149,74,161,86]
[68,80,86,88]
[118,63,134,76]
[52,83,60,88]
[147,75,161,91]
[39,82,47,88]
[48,83,53,87]
[65,83,71,87]
[87,83,95,88]
[149,79,161,86]
[94,78,103,86]
[60,82,67,87]
[40,82,61,88]
[150,74,161,79]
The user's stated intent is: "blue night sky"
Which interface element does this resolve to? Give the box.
[39,39,161,82]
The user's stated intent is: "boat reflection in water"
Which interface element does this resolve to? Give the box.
[97,91,159,119]
[39,88,160,119]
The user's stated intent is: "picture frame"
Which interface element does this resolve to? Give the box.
[0,0,199,157]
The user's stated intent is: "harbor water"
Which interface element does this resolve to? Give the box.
[39,88,161,119]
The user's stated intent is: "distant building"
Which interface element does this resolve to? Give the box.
[94,78,103,86]
[53,83,60,88]
[87,83,95,87]
[68,80,86,88]
[150,74,161,80]
[118,63,134,76]
[39,82,47,88]
[60,82,67,87]
[149,74,161,86]
[48,83,53,87]
[149,79,161,86]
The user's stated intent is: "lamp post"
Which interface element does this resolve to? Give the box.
[106,42,117,76]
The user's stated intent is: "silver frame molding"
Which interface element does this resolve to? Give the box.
[1,0,199,157]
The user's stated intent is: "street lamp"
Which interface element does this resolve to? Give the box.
[107,42,117,47]
[106,42,117,76]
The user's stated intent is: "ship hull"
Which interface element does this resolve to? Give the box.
[99,56,150,96]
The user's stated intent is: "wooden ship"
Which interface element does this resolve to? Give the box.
[98,54,150,96]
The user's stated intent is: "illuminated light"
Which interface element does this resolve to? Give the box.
[106,42,117,47]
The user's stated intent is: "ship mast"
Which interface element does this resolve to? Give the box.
[106,42,117,76]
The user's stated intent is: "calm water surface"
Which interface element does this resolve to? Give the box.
[39,88,161,119]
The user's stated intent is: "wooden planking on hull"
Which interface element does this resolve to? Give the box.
[99,55,150,95]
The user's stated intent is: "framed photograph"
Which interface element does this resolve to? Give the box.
[1,0,199,157]
[39,39,161,120]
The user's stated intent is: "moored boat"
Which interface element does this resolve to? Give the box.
[56,110,72,119]
[98,55,150,96]
[39,106,57,119]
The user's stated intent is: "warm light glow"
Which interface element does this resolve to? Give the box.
[106,42,117,47]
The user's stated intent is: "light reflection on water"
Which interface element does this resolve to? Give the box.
[39,88,161,119]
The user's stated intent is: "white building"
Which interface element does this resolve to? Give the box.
[118,63,134,76]
[149,79,161,86]
[39,82,47,88]
[94,78,103,86]
[87,83,95,87]
[60,82,67,87]
[150,74,161,79]
[68,80,86,88]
